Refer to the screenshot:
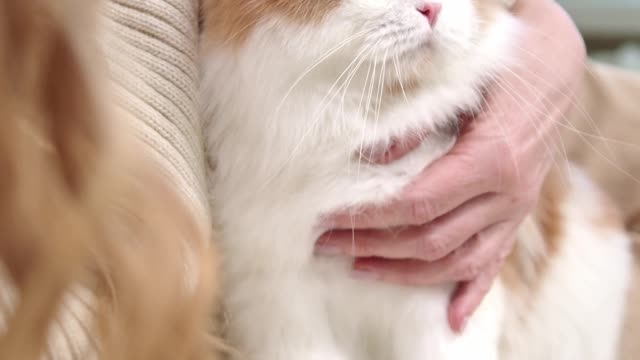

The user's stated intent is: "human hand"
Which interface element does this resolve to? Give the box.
[315,0,586,333]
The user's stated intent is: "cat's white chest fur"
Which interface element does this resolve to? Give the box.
[206,80,505,360]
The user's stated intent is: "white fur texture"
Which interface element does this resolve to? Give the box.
[201,1,631,359]
[502,168,632,360]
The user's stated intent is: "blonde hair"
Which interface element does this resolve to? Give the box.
[0,1,222,359]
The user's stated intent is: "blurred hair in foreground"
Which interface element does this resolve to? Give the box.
[0,0,222,359]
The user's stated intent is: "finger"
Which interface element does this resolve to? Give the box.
[448,226,518,333]
[447,264,501,334]
[317,193,510,261]
[329,150,496,229]
[351,222,514,286]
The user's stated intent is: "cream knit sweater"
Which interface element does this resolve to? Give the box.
[102,0,209,218]
[40,1,207,358]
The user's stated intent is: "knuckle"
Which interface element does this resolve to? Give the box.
[456,260,483,281]
[415,235,449,261]
[357,239,374,256]
[409,199,435,225]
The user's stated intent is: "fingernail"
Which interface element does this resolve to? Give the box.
[352,269,380,282]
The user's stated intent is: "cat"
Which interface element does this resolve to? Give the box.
[200,1,633,359]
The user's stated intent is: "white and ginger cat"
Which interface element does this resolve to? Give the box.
[200,1,633,359]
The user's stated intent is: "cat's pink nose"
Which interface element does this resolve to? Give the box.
[417,3,442,28]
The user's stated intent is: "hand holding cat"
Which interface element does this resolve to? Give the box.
[316,0,586,333]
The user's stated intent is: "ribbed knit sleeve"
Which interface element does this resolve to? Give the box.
[101,0,209,218]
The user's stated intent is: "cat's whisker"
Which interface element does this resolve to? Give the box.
[493,65,574,177]
[392,52,410,105]
[479,79,525,181]
[348,42,381,157]
[351,47,380,238]
[490,76,570,181]
[268,42,378,185]
[315,41,378,152]
[551,124,640,150]
[509,44,599,121]
[510,61,640,174]
[368,49,388,163]
[340,43,377,132]
[334,43,373,135]
[506,43,617,164]
[444,55,571,176]
[498,62,640,186]
[468,58,584,179]
[357,47,381,185]
[341,44,377,176]
[275,27,376,114]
